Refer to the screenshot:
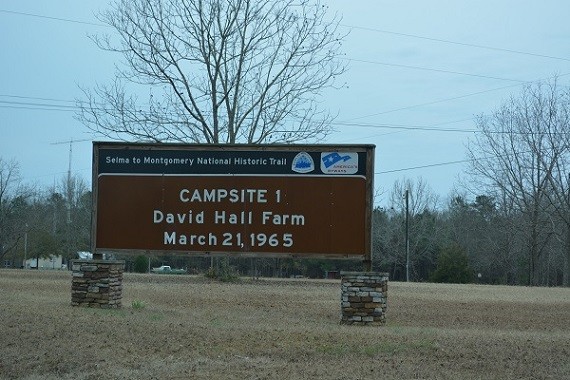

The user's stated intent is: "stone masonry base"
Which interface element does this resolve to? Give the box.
[71,260,125,308]
[340,272,388,326]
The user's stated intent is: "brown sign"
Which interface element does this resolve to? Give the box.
[92,143,374,259]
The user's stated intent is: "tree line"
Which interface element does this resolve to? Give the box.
[0,164,91,269]
[373,184,567,286]
[375,80,570,287]
[2,111,570,287]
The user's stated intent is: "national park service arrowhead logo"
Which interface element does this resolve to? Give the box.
[291,152,315,173]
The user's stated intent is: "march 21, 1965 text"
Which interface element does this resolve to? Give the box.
[152,186,304,249]
[162,231,294,248]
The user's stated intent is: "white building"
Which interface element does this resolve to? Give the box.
[25,255,66,270]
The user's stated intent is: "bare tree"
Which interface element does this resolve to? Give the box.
[0,158,25,262]
[76,0,346,144]
[466,80,569,285]
[389,177,439,216]
[379,177,441,281]
[447,193,520,284]
[55,175,91,260]
[529,81,570,286]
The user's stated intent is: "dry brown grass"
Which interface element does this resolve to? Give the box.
[1,269,569,380]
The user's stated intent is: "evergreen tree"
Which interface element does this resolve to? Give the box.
[431,244,473,284]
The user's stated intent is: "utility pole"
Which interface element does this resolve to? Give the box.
[51,139,86,222]
[23,223,28,269]
[67,140,73,223]
[50,138,90,259]
[405,189,410,282]
[566,173,570,287]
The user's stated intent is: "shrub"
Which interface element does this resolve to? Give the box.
[430,244,473,284]
[205,258,240,282]
[131,300,146,310]
[133,255,148,273]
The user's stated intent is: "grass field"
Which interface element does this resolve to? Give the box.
[1,269,569,379]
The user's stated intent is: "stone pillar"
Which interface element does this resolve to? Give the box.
[71,260,125,308]
[340,272,388,326]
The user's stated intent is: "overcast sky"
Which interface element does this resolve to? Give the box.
[2,1,570,206]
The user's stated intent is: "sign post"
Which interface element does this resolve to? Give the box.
[92,142,374,264]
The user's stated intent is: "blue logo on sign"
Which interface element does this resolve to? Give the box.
[292,152,315,173]
[321,152,352,168]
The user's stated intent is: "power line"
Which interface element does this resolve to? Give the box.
[0,8,562,87]
[0,9,106,27]
[0,99,516,135]
[0,100,77,110]
[344,83,524,122]
[345,58,526,83]
[0,105,76,112]
[1,92,479,133]
[3,70,565,117]
[2,7,568,65]
[342,72,570,122]
[2,75,569,140]
[333,121,476,133]
[376,144,561,176]
[333,117,476,143]
[377,159,471,174]
[341,24,570,63]
[0,94,76,103]
[1,94,567,138]
[22,167,92,182]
